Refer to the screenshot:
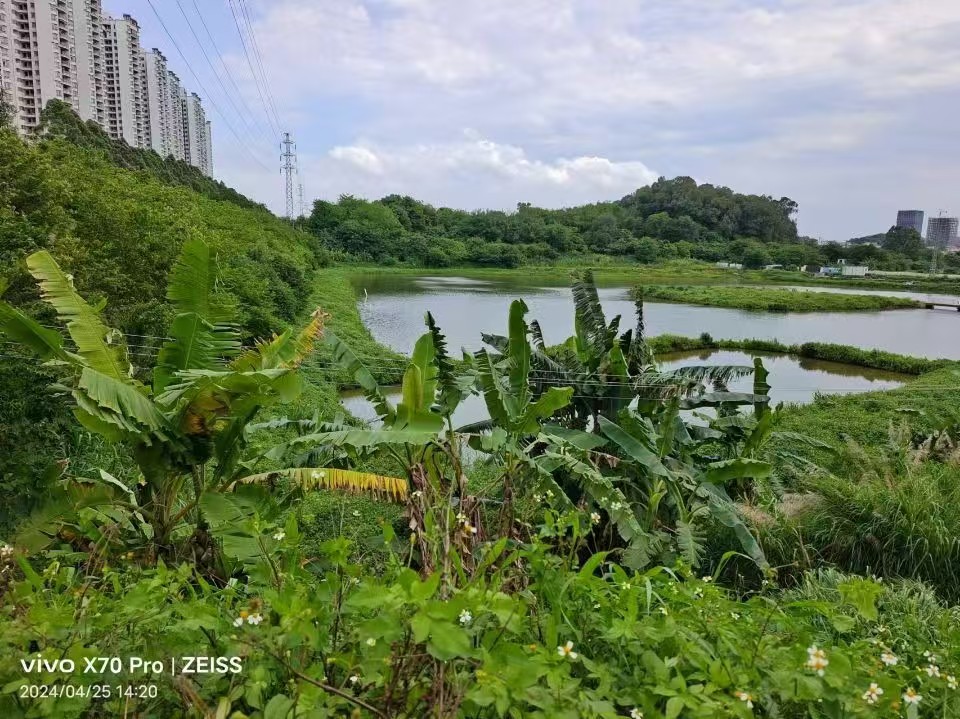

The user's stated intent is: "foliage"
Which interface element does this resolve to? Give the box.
[638,285,921,313]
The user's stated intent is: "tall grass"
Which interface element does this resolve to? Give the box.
[638,284,922,312]
[762,457,960,601]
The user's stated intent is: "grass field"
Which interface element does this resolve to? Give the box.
[637,284,922,312]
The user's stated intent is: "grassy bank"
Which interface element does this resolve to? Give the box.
[340,261,960,294]
[637,284,922,312]
[649,335,951,375]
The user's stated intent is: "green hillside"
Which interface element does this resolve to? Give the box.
[0,123,326,526]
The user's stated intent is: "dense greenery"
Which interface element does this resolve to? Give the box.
[304,181,960,273]
[0,126,327,529]
[38,100,263,211]
[638,285,922,312]
[3,257,960,716]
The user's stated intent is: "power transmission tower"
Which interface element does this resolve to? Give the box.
[281,133,297,219]
[298,181,306,219]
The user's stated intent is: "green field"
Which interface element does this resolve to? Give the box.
[638,284,922,312]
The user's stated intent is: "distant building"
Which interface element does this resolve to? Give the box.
[896,210,925,235]
[927,217,959,249]
[841,265,868,277]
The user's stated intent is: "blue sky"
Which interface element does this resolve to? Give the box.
[104,0,960,241]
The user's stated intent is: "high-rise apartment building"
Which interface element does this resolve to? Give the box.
[896,210,924,235]
[0,1,213,175]
[102,14,148,148]
[927,217,959,250]
[183,91,211,175]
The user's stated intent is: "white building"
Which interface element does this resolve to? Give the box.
[102,13,148,148]
[183,91,211,175]
[1,1,213,176]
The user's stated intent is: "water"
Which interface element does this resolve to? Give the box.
[340,350,907,427]
[351,274,959,360]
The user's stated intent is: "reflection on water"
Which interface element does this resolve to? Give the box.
[351,274,959,360]
[340,350,907,426]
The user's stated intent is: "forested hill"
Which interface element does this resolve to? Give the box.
[306,179,804,269]
[307,181,946,273]
[38,100,264,212]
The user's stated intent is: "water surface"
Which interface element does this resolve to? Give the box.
[351,274,960,360]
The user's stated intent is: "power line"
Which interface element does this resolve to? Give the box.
[186,0,275,144]
[236,0,284,131]
[173,0,271,147]
[144,0,272,173]
[227,0,281,138]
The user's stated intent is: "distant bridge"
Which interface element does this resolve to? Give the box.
[924,301,960,311]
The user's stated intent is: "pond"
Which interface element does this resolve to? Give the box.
[351,274,960,360]
[340,350,908,428]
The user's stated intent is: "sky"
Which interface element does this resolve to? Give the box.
[104,0,960,242]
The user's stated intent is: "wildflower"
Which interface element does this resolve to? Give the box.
[352,510,361,517]
[349,674,360,685]
[925,664,941,678]
[459,609,473,625]
[456,512,467,524]
[310,470,326,480]
[590,512,601,525]
[557,641,578,660]
[923,650,937,662]
[411,490,423,499]
[693,587,704,599]
[947,675,957,690]
[659,606,669,616]
[630,709,644,719]
[902,688,921,705]
[272,530,286,541]
[462,522,478,535]
[702,575,713,583]
[735,691,754,709]
[880,650,898,666]
[805,645,829,676]
[730,612,741,620]
[861,683,883,704]
[1,544,17,560]
[232,616,244,627]
[365,638,376,647]
[621,581,632,590]
[545,489,554,499]
[247,613,263,626]
[533,493,543,503]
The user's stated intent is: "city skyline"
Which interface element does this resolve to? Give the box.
[0,0,212,175]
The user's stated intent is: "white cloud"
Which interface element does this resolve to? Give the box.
[314,136,658,208]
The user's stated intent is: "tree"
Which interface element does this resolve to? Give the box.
[0,89,12,129]
[882,225,924,258]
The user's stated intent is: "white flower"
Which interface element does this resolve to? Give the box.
[459,609,473,625]
[246,613,263,626]
[352,510,361,517]
[630,709,644,719]
[658,606,669,616]
[272,530,285,541]
[735,691,754,709]
[232,616,244,627]
[861,682,883,704]
[0,544,14,560]
[925,664,941,678]
[545,489,554,499]
[590,512,601,525]
[349,674,360,685]
[557,641,578,660]
[411,490,423,498]
[805,645,829,676]
[880,650,898,666]
[533,493,543,503]
[693,587,704,599]
[730,612,741,620]
[365,638,376,647]
[702,575,713,583]
[456,512,467,523]
[947,675,957,690]
[923,650,938,663]
[902,688,922,705]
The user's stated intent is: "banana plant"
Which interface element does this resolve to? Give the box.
[0,241,405,560]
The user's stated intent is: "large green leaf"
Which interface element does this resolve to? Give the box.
[77,367,169,433]
[696,482,768,569]
[155,312,240,392]
[325,331,395,421]
[165,238,236,324]
[476,348,511,428]
[410,331,439,411]
[26,250,128,380]
[521,386,573,431]
[704,457,773,484]
[597,416,669,476]
[267,428,440,459]
[0,301,70,362]
[505,299,531,412]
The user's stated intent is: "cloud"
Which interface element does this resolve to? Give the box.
[313,136,658,209]
[210,0,960,238]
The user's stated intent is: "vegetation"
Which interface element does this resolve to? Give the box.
[0,125,326,530]
[3,258,960,716]
[304,182,960,273]
[637,285,922,313]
